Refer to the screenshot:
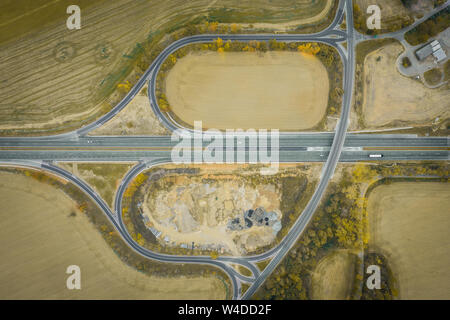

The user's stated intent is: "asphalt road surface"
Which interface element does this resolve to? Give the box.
[0,0,448,300]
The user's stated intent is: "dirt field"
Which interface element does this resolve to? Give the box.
[58,162,135,208]
[90,85,169,136]
[0,0,332,135]
[362,42,449,127]
[138,163,322,255]
[145,175,281,255]
[165,51,329,130]
[0,170,226,299]
[367,182,450,299]
[311,250,356,300]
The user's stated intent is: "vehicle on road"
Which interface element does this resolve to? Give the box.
[369,154,383,158]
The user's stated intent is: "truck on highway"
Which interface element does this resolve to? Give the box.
[368,154,383,158]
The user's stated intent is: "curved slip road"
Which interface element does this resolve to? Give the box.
[0,0,448,300]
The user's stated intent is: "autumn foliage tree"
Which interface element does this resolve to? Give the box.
[297,42,320,55]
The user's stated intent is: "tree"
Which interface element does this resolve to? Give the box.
[214,37,223,48]
[352,164,376,183]
[297,42,320,55]
[117,80,131,93]
[208,21,219,33]
[230,23,240,33]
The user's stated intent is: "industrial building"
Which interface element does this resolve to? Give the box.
[415,39,447,63]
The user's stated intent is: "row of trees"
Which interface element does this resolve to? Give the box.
[405,7,450,45]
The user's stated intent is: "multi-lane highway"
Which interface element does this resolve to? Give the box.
[0,0,448,300]
[0,135,447,161]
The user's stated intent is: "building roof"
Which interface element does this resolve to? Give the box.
[432,43,441,51]
[416,44,433,60]
[433,48,447,62]
[431,40,439,47]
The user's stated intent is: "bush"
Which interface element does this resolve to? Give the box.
[402,56,412,68]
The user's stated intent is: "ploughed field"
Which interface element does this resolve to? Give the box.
[367,181,450,299]
[0,0,332,135]
[165,51,330,130]
[0,170,226,299]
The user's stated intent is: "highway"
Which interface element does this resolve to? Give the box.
[0,149,447,162]
[0,0,448,300]
[0,134,448,148]
[0,134,447,161]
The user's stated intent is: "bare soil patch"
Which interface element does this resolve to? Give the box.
[165,51,329,130]
[90,85,169,136]
[362,42,449,127]
[130,163,322,256]
[58,162,135,209]
[311,250,356,300]
[367,182,450,299]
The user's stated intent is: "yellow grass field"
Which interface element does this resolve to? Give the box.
[367,182,450,299]
[311,250,356,300]
[58,162,135,209]
[166,51,329,130]
[362,42,449,127]
[0,170,226,299]
[0,0,333,135]
[240,0,334,31]
[90,85,169,136]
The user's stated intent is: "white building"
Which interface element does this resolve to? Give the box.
[415,39,447,63]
